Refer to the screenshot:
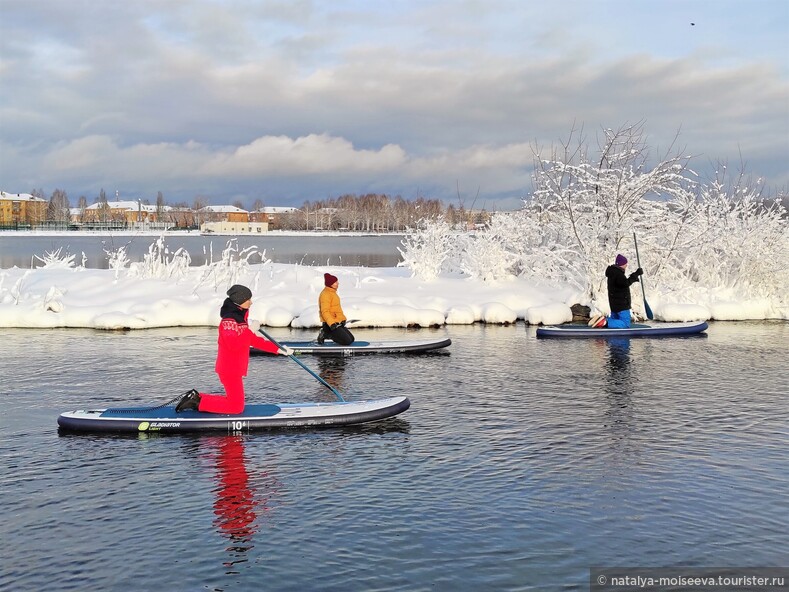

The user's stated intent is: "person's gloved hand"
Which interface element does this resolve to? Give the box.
[635,267,644,277]
[330,322,340,330]
[278,345,294,356]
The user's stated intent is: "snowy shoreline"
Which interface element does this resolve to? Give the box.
[1,258,785,331]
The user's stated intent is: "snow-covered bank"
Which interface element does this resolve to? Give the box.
[0,260,785,331]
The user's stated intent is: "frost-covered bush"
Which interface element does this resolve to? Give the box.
[398,219,455,280]
[451,233,517,281]
[193,239,267,294]
[449,215,521,281]
[105,246,131,279]
[128,237,192,280]
[33,248,78,269]
[658,172,788,303]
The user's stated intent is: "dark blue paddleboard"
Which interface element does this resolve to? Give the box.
[252,336,451,355]
[58,396,410,433]
[536,321,708,338]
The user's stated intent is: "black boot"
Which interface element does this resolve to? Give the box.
[316,326,326,344]
[175,389,201,412]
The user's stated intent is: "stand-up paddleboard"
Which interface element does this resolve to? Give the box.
[252,336,451,355]
[58,396,410,434]
[536,321,708,338]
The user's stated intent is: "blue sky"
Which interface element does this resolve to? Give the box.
[1,0,787,210]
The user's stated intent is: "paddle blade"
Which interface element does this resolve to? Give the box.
[644,297,654,320]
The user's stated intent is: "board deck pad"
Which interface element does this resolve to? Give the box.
[100,403,283,418]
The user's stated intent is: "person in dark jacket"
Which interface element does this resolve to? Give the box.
[589,254,643,328]
[176,284,292,414]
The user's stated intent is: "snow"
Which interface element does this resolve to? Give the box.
[0,238,784,331]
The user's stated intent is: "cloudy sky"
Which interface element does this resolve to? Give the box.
[1,0,787,211]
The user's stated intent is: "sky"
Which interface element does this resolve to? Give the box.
[1,0,787,211]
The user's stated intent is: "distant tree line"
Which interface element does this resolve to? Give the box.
[26,188,494,231]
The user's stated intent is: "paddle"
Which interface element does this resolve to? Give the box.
[632,232,654,320]
[258,327,345,402]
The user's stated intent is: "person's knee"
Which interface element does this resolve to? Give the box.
[337,328,354,345]
[611,310,631,328]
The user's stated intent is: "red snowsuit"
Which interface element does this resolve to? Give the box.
[198,299,279,414]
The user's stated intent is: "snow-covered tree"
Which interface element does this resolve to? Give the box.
[399,122,788,313]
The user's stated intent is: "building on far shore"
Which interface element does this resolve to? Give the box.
[1,193,304,232]
[0,191,47,227]
[83,200,170,228]
[251,206,299,230]
[198,205,268,234]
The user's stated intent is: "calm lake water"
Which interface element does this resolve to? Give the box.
[1,321,787,591]
[0,234,405,269]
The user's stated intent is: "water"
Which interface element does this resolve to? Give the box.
[2,321,787,591]
[0,234,405,269]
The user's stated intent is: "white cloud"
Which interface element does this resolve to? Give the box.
[206,134,408,175]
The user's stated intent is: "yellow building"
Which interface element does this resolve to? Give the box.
[198,205,250,223]
[198,205,269,234]
[0,191,48,226]
[83,199,161,224]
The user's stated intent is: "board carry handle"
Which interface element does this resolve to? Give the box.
[259,327,345,402]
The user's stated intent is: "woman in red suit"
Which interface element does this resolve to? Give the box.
[176,284,292,414]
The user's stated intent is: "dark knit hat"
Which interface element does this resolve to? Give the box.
[227,284,252,305]
[324,273,338,287]
[615,254,628,266]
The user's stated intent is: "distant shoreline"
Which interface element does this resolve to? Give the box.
[0,229,405,238]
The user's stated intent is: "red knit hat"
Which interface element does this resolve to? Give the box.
[324,273,338,287]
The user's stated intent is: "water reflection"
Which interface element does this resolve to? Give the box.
[202,435,280,574]
[602,338,636,449]
[606,337,633,394]
[317,357,349,400]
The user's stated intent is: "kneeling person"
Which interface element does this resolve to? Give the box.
[589,254,643,329]
[176,284,292,414]
[317,273,355,346]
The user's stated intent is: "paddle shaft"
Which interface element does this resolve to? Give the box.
[632,232,654,320]
[258,327,345,401]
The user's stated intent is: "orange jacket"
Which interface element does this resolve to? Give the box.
[319,286,347,326]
